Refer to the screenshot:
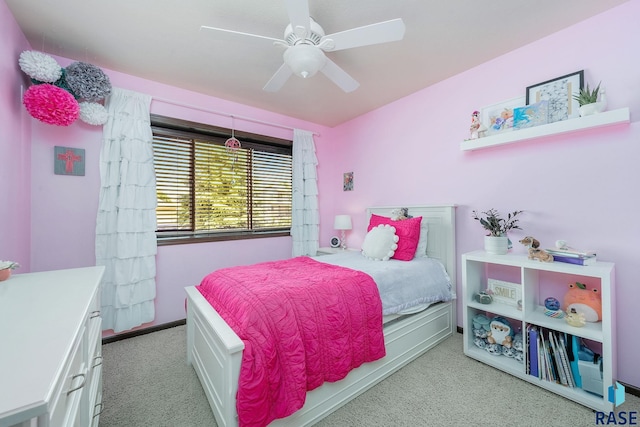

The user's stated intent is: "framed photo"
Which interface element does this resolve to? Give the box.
[526,70,583,123]
[487,279,521,307]
[481,96,525,135]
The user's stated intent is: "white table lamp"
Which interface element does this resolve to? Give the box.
[334,214,353,250]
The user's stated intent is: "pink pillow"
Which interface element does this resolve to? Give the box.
[367,214,422,261]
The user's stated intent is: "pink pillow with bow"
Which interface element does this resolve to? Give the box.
[367,214,422,261]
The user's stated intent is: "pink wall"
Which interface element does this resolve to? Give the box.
[0,1,31,271]
[318,2,640,387]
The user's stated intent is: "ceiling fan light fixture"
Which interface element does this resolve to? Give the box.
[283,44,326,79]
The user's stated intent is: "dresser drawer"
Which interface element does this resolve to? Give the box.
[49,333,86,427]
[88,361,103,427]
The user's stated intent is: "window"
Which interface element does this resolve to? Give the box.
[151,115,292,245]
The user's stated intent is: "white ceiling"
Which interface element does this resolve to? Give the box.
[6,0,628,127]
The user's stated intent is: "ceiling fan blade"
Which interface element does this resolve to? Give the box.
[200,25,284,47]
[320,18,406,52]
[320,58,359,93]
[284,0,310,37]
[263,63,294,92]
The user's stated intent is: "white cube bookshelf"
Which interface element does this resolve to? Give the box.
[462,250,616,412]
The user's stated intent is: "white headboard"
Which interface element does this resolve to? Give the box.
[366,205,457,289]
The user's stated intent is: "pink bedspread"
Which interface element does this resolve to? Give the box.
[197,256,385,427]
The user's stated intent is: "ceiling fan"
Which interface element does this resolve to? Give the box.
[200,0,405,93]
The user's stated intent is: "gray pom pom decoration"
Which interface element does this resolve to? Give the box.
[18,51,62,83]
[79,102,109,125]
[65,62,112,102]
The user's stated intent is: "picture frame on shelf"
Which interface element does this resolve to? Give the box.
[525,70,584,123]
[513,100,550,130]
[487,279,521,307]
[481,96,525,135]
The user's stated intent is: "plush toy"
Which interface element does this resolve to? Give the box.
[472,314,491,332]
[486,316,514,348]
[390,207,412,220]
[563,282,602,322]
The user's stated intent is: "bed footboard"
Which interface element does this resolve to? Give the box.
[186,285,453,427]
[185,286,243,427]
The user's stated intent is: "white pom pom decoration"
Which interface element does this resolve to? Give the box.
[79,102,109,125]
[18,51,62,83]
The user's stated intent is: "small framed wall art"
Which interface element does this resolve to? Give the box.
[54,146,85,176]
[343,172,353,191]
[526,70,583,123]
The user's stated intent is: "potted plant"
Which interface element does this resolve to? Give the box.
[0,260,20,281]
[472,209,523,255]
[573,82,606,117]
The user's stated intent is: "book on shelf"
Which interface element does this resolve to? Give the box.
[568,334,583,388]
[527,325,539,377]
[549,332,568,386]
[552,254,597,266]
[546,248,596,258]
[557,333,575,388]
[531,328,577,387]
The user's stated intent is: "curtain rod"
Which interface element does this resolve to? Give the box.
[151,97,320,136]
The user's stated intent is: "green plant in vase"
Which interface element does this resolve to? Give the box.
[573,81,606,116]
[472,209,523,254]
[573,82,601,106]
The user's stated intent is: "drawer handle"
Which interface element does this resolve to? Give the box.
[66,373,86,395]
[93,402,104,418]
[90,310,101,319]
[92,355,103,368]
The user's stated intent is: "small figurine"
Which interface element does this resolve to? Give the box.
[469,110,486,139]
[565,311,586,327]
[519,236,554,262]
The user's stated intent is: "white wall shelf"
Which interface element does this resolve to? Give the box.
[460,107,630,151]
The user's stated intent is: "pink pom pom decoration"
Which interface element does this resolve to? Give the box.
[23,84,80,126]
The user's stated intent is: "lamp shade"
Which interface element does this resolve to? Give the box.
[283,44,327,79]
[334,214,352,230]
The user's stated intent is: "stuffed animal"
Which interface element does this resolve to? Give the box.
[563,282,602,322]
[519,236,554,262]
[390,207,412,220]
[486,316,514,348]
[472,314,491,332]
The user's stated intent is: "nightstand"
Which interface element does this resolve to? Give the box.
[316,247,359,255]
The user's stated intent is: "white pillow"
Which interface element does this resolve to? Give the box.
[414,221,429,258]
[362,224,399,261]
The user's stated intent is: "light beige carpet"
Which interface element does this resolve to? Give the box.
[101,325,638,426]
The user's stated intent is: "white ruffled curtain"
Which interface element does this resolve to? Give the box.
[291,129,319,256]
[96,88,157,333]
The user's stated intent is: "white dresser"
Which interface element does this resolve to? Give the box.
[0,266,105,427]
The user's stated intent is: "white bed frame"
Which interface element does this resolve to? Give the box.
[185,205,457,427]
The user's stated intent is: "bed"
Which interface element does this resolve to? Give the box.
[185,205,457,427]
